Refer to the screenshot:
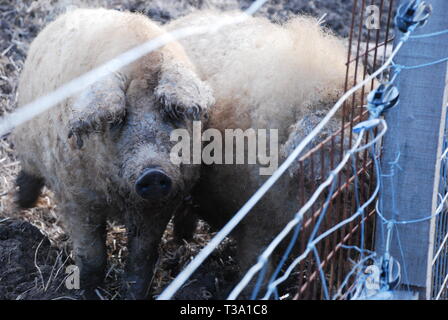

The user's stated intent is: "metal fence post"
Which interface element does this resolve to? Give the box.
[374,0,448,299]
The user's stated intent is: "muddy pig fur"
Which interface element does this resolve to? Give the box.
[168,10,366,297]
[11,8,214,299]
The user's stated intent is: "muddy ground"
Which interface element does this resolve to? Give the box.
[0,0,392,300]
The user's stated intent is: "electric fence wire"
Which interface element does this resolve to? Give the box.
[225,23,419,300]
[231,3,448,300]
[159,34,407,300]
[262,3,448,300]
[161,1,446,299]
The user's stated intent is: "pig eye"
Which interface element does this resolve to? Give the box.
[110,121,124,131]
[160,180,168,187]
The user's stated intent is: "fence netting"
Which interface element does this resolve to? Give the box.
[161,0,448,300]
[161,0,403,300]
[430,114,448,300]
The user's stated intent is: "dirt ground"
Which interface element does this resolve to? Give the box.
[0,0,383,300]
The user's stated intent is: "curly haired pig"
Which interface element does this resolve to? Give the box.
[11,8,214,299]
[167,11,365,296]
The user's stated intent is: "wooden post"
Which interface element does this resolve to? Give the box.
[374,0,448,299]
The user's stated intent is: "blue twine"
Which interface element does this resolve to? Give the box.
[411,28,448,39]
[394,224,411,292]
[396,56,448,70]
[245,7,445,298]
[313,245,330,299]
[251,257,269,300]
[266,221,302,300]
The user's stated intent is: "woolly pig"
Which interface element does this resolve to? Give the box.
[11,8,213,299]
[167,11,364,296]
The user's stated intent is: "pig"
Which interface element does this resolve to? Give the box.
[167,11,365,296]
[11,8,214,299]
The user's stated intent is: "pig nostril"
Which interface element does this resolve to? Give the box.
[135,169,172,200]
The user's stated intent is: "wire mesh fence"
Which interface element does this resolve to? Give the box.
[430,117,448,300]
[185,0,448,301]
[282,0,397,300]
[161,0,407,300]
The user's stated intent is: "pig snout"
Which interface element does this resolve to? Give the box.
[135,168,172,200]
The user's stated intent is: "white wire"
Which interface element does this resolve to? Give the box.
[231,120,386,300]
[435,271,448,300]
[440,146,448,160]
[159,39,404,300]
[0,0,269,136]
[262,168,382,300]
[229,131,365,299]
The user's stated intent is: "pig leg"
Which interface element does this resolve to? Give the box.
[63,203,107,298]
[123,212,172,300]
[155,60,214,121]
[67,73,127,149]
[15,170,44,209]
[172,197,197,243]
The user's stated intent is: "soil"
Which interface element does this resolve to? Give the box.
[0,218,82,299]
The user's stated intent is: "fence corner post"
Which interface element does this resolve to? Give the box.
[374,0,448,300]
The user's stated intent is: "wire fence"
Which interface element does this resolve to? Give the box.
[160,0,448,300]
[286,0,397,299]
[2,0,448,300]
[430,119,448,300]
[159,0,402,300]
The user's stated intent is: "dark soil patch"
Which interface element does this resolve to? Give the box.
[0,219,81,300]
[159,234,240,300]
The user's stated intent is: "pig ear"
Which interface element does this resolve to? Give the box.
[155,62,214,122]
[67,73,127,149]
